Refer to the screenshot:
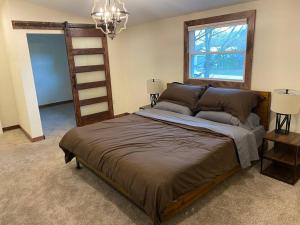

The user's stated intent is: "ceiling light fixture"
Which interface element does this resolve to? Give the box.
[91,0,129,39]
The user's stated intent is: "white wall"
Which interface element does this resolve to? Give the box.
[0,1,19,128]
[27,34,72,106]
[0,120,3,134]
[115,0,300,132]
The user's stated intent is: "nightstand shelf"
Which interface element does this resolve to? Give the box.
[261,131,300,185]
[263,148,300,166]
[262,163,300,185]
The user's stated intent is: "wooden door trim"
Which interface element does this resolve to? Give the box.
[72,48,105,55]
[80,96,108,107]
[64,23,83,126]
[81,111,112,126]
[12,20,95,30]
[68,28,106,37]
[76,81,107,90]
[102,36,114,118]
[75,65,106,73]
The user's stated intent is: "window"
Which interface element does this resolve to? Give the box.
[184,11,256,89]
[189,20,248,81]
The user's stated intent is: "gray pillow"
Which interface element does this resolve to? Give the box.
[154,101,192,115]
[158,83,207,112]
[195,111,260,130]
[195,111,240,126]
[196,87,259,123]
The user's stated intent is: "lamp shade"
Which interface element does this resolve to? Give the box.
[147,79,163,94]
[271,89,300,115]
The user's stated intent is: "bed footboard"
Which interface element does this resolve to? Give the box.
[73,156,240,224]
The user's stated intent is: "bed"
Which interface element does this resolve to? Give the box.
[59,88,271,225]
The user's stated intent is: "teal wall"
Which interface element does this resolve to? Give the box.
[27,34,72,106]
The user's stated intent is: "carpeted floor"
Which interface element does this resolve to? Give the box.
[0,112,300,225]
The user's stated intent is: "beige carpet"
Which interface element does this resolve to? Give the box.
[0,115,300,224]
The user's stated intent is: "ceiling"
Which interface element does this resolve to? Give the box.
[27,0,255,26]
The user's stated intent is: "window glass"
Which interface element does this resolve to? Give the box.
[189,23,248,81]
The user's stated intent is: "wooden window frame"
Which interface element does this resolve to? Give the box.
[184,10,256,89]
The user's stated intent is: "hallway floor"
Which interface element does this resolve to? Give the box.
[39,103,76,138]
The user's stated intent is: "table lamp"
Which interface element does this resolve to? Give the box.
[271,89,300,135]
[147,79,163,107]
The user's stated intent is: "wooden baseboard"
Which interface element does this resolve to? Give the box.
[20,126,45,142]
[39,100,73,108]
[3,124,45,142]
[2,125,21,132]
[114,113,130,118]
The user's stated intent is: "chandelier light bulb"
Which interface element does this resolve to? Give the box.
[91,0,129,39]
[116,8,121,21]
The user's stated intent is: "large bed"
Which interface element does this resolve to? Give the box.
[59,87,270,225]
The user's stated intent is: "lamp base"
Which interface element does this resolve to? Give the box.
[150,94,159,107]
[275,113,291,135]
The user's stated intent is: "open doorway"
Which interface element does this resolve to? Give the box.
[13,21,115,140]
[27,33,76,137]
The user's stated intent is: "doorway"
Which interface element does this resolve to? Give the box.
[27,33,76,137]
[12,21,115,140]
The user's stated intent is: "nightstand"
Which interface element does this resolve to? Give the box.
[261,131,300,185]
[139,105,152,110]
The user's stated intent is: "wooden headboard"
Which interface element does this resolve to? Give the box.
[253,91,271,131]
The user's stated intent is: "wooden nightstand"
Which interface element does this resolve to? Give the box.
[261,131,300,185]
[139,105,152,110]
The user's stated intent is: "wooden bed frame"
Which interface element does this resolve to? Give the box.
[75,90,271,224]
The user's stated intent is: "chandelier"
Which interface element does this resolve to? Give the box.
[91,0,129,39]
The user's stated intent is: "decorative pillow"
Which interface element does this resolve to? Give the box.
[154,101,192,115]
[195,111,261,130]
[158,83,206,112]
[197,87,259,123]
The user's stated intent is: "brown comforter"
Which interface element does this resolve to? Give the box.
[59,114,238,224]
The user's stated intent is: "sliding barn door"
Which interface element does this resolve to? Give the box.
[64,23,114,127]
